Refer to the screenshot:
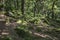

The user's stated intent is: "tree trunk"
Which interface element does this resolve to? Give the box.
[51,0,57,19]
[21,0,25,22]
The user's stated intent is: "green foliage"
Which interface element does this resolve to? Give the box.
[1,36,12,40]
[1,0,60,40]
[15,28,31,38]
[1,0,60,20]
[28,17,41,24]
[41,18,49,24]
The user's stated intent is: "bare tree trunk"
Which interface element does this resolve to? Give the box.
[21,0,25,22]
[51,0,57,19]
[21,0,24,15]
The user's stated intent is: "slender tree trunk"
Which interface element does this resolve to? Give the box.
[21,0,24,16]
[34,0,39,17]
[15,0,19,10]
[51,0,57,19]
[21,0,25,22]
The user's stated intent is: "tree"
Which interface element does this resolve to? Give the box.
[51,0,58,19]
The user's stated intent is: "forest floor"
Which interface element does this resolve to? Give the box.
[0,13,60,40]
[15,19,60,40]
